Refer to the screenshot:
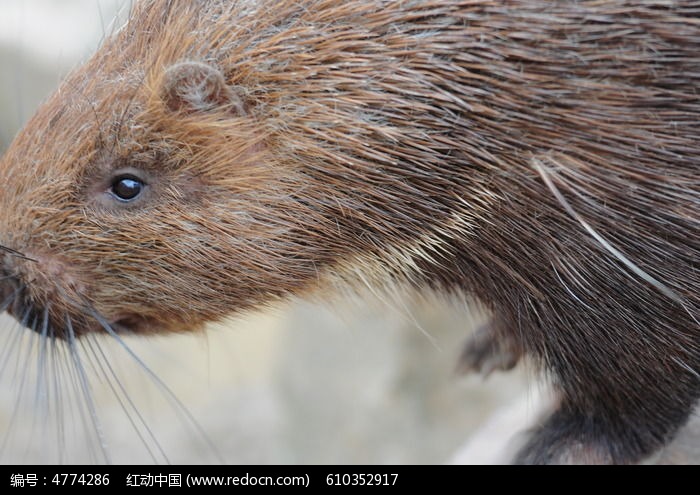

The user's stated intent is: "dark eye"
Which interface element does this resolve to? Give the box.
[110,175,145,202]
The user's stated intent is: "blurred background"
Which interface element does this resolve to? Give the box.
[0,0,536,464]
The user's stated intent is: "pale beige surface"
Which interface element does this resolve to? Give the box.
[0,298,534,464]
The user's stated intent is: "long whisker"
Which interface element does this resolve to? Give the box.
[65,315,112,464]
[9,306,32,384]
[49,325,66,464]
[0,306,37,456]
[0,304,23,377]
[60,326,97,462]
[0,312,23,460]
[87,306,224,463]
[82,335,169,463]
[0,245,37,263]
[34,307,51,464]
[22,311,43,460]
[33,307,50,411]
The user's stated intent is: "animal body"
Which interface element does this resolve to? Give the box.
[0,0,698,464]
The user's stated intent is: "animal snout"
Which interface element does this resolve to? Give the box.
[0,248,38,324]
[0,272,26,322]
[0,255,19,306]
[0,274,16,309]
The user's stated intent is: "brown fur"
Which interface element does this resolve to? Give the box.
[0,0,698,464]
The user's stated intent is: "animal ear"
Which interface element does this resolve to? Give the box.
[161,61,246,115]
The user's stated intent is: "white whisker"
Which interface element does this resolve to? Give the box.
[89,308,223,463]
[82,335,169,463]
[65,316,112,464]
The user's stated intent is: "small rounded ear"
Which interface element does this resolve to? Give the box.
[161,61,246,115]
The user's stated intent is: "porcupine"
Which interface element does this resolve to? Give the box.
[0,0,698,464]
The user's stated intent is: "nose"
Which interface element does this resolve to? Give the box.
[0,247,29,318]
[0,279,19,317]
[1,255,17,310]
[0,245,49,334]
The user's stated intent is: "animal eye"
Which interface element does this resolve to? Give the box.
[110,175,145,202]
